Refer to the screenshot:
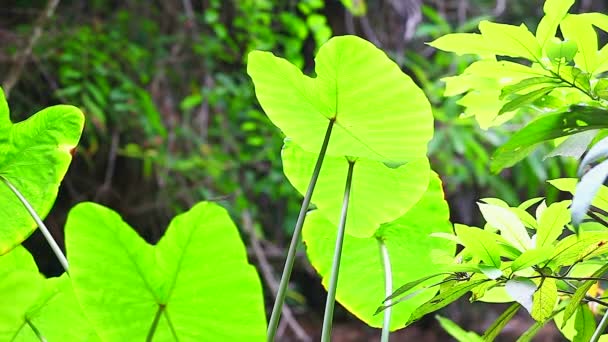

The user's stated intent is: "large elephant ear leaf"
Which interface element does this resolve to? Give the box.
[0,87,84,254]
[247,35,433,164]
[0,246,98,341]
[303,173,455,329]
[282,140,430,237]
[66,201,266,341]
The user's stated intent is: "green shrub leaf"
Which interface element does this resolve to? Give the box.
[0,87,84,254]
[65,201,266,341]
[491,106,608,172]
[247,35,433,165]
[532,278,557,322]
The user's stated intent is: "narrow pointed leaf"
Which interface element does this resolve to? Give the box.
[511,246,554,272]
[436,315,483,342]
[491,106,608,172]
[537,201,571,247]
[499,86,558,115]
[304,174,455,329]
[479,203,532,252]
[247,35,433,164]
[406,279,488,325]
[454,224,502,268]
[65,202,266,341]
[282,140,430,237]
[561,14,599,73]
[428,33,494,57]
[385,273,450,302]
[562,263,608,326]
[573,305,596,342]
[0,87,84,254]
[482,303,520,341]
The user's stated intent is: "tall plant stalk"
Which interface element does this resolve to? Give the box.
[1,176,69,272]
[591,308,608,342]
[379,240,393,342]
[267,120,335,341]
[320,160,355,342]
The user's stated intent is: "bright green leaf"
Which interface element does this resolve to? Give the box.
[407,279,488,325]
[65,201,267,341]
[454,224,502,268]
[536,0,575,50]
[428,33,495,57]
[550,178,608,213]
[0,246,99,341]
[537,201,571,247]
[482,303,520,341]
[247,35,433,164]
[511,246,554,272]
[479,203,532,252]
[573,305,596,342]
[339,0,366,16]
[532,278,557,322]
[436,315,483,342]
[0,87,84,255]
[282,140,430,237]
[304,173,455,329]
[562,263,608,326]
[479,21,542,61]
[560,14,599,73]
[499,85,558,115]
[491,106,608,172]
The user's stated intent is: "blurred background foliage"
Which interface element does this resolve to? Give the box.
[1,0,604,340]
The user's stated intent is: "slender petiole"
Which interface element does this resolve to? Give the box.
[320,160,355,342]
[591,308,608,342]
[267,119,335,341]
[26,319,47,342]
[1,176,69,272]
[146,304,165,342]
[379,239,393,342]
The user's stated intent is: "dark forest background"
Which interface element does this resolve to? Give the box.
[3,0,607,340]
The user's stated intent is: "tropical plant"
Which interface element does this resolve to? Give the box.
[248,34,454,341]
[0,86,267,341]
[381,0,608,340]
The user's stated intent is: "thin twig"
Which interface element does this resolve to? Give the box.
[242,210,311,342]
[3,0,61,97]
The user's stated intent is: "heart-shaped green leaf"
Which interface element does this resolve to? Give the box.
[303,174,455,329]
[247,35,432,165]
[282,140,430,237]
[65,201,266,341]
[0,246,99,341]
[0,87,84,254]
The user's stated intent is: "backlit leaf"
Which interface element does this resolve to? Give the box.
[304,174,455,329]
[0,87,84,254]
[536,0,575,50]
[247,35,432,164]
[65,202,266,341]
[282,140,430,237]
[491,106,608,172]
[479,203,532,251]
